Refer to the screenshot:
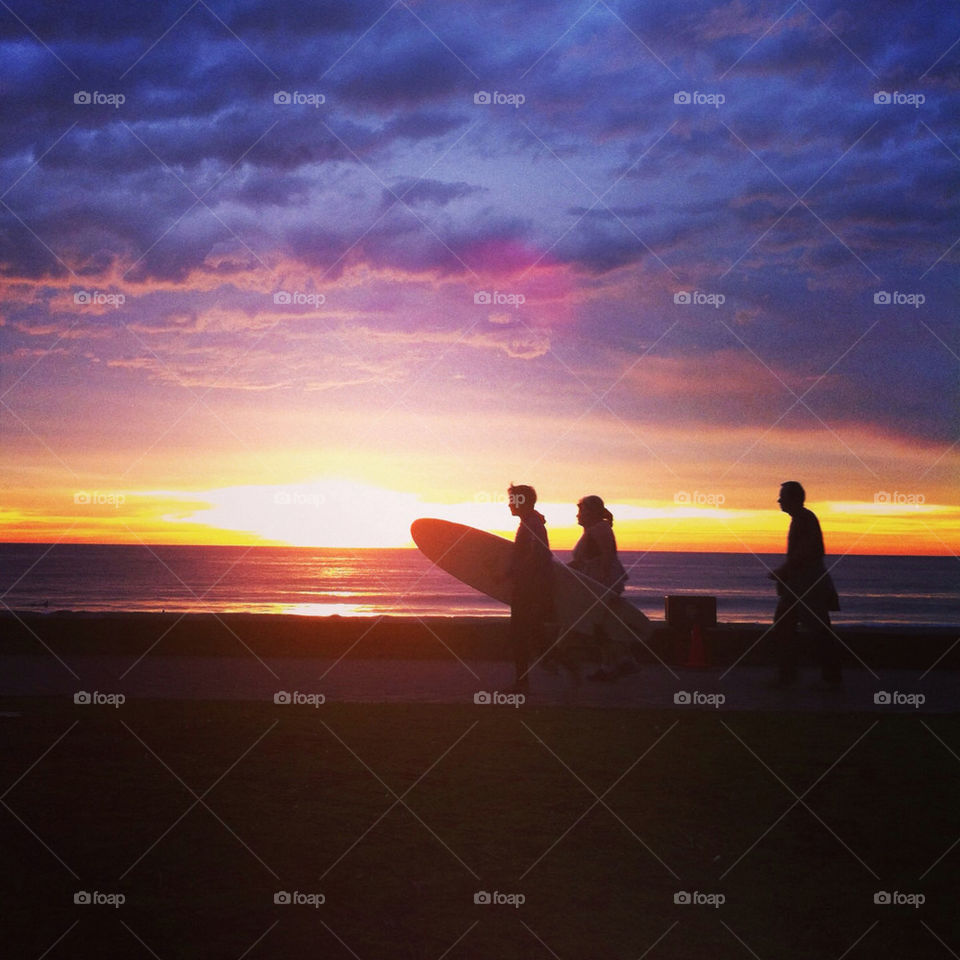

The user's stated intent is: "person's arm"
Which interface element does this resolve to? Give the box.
[796,512,824,567]
[771,518,795,581]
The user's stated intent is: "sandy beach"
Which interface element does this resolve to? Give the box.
[3,611,957,713]
[3,611,958,667]
[3,694,958,958]
[3,612,958,958]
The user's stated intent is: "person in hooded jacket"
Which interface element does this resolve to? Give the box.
[505,483,554,693]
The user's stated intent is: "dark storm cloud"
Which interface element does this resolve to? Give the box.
[382,177,485,209]
[0,0,956,445]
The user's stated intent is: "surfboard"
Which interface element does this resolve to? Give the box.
[410,518,653,643]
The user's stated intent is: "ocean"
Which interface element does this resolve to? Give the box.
[1,543,956,627]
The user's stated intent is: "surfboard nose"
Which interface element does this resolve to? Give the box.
[411,517,475,560]
[409,517,431,547]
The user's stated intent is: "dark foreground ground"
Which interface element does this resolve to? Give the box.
[2,613,957,958]
[2,697,959,959]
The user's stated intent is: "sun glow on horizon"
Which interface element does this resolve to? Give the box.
[3,479,957,555]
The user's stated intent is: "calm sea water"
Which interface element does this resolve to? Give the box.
[1,543,956,626]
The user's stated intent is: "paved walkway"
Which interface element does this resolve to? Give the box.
[0,654,956,712]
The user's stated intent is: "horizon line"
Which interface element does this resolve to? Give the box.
[0,540,954,558]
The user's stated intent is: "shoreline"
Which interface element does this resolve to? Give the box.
[2,611,957,669]
[5,607,956,630]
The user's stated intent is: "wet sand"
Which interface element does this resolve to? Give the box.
[1,612,956,712]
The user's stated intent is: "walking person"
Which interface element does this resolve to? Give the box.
[767,481,842,689]
[569,495,635,682]
[504,483,554,693]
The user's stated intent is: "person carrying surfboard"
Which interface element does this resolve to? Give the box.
[569,495,635,681]
[505,483,554,693]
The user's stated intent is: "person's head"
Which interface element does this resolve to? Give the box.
[508,483,536,517]
[778,481,805,515]
[577,495,613,527]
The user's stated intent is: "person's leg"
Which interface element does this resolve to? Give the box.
[533,598,554,664]
[587,623,607,680]
[524,594,559,673]
[813,611,842,683]
[771,596,800,685]
[510,606,530,690]
[607,633,637,677]
[587,604,632,680]
[610,606,639,676]
[538,623,561,674]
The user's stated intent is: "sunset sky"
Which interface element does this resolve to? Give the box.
[1,0,957,553]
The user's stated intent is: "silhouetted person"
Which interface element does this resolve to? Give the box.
[505,484,553,693]
[767,481,841,688]
[569,495,633,681]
